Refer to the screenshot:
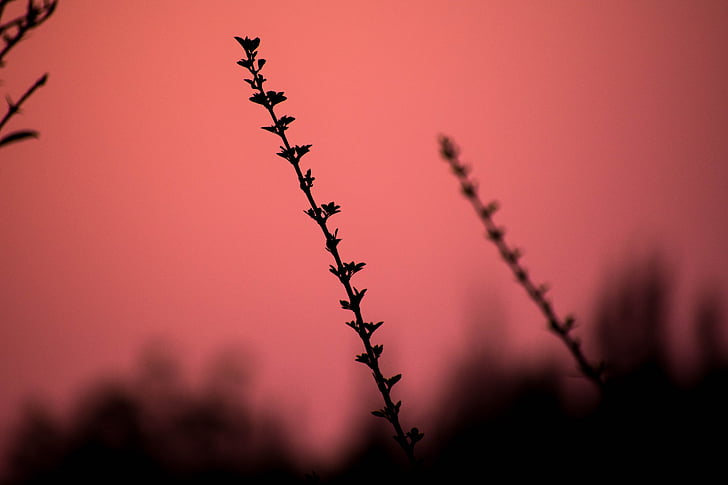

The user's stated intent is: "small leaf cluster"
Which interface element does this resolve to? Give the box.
[236,36,312,167]
[330,261,366,282]
[304,201,341,225]
[276,144,312,166]
[345,319,383,336]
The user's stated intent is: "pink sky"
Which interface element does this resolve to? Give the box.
[2,0,727,466]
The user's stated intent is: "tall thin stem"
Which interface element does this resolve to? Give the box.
[234,36,423,464]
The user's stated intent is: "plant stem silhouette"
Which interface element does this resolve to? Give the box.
[0,0,58,148]
[438,135,606,390]
[0,72,45,145]
[234,36,422,464]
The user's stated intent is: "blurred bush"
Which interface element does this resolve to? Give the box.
[3,258,727,483]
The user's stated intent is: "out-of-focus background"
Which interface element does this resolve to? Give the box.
[2,0,727,478]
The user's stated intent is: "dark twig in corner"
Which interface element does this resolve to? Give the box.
[234,36,423,465]
[0,0,58,66]
[438,135,607,391]
[0,0,58,148]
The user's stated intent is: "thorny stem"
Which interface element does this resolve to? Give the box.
[1,0,57,147]
[439,135,607,391]
[235,36,421,465]
[0,73,46,133]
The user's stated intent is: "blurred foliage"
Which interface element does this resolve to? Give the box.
[3,258,727,483]
[0,0,57,148]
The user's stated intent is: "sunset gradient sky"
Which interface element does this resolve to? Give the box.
[2,0,727,466]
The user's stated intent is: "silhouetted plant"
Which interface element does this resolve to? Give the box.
[233,36,422,465]
[3,28,726,481]
[438,135,606,390]
[0,0,57,148]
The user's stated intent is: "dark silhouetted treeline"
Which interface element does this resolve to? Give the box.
[3,259,727,483]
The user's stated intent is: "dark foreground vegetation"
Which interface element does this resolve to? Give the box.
[4,260,726,483]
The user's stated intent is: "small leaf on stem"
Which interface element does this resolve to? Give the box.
[237,59,253,69]
[279,115,295,126]
[386,374,402,389]
[372,344,383,358]
[364,321,384,334]
[277,146,295,160]
[407,427,424,443]
[295,144,312,158]
[267,91,287,106]
[249,92,268,106]
[0,130,39,147]
[487,227,503,241]
[322,202,341,216]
